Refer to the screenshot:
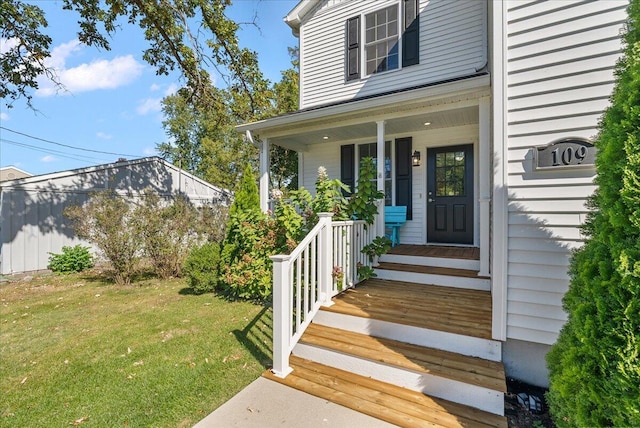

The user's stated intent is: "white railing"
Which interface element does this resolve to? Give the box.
[270,212,377,378]
[331,219,373,294]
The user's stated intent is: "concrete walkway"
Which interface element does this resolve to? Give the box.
[194,376,396,428]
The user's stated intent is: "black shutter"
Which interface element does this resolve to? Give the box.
[341,144,355,195]
[395,137,413,220]
[402,0,419,67]
[346,17,360,81]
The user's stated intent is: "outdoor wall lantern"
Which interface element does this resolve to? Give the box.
[412,150,421,167]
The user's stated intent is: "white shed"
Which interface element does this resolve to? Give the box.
[0,157,231,275]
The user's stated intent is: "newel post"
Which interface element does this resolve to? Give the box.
[270,254,293,378]
[318,212,334,307]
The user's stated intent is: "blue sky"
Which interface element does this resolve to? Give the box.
[0,0,298,176]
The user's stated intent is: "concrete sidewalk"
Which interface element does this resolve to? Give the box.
[194,376,396,428]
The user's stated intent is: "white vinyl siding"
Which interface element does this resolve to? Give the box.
[299,0,486,109]
[504,0,628,345]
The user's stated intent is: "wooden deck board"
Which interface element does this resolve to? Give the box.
[388,245,480,260]
[323,279,493,339]
[264,356,507,428]
[376,262,489,279]
[302,323,506,391]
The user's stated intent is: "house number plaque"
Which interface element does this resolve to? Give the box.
[535,139,596,170]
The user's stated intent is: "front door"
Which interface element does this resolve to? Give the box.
[427,144,474,244]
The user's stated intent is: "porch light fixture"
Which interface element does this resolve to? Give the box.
[411,150,421,167]
[322,135,329,140]
[423,121,431,126]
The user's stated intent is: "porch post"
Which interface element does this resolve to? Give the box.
[271,254,293,378]
[376,120,386,239]
[260,137,270,213]
[478,97,491,277]
[318,213,335,306]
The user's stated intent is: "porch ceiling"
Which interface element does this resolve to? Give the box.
[269,106,480,150]
[237,74,490,151]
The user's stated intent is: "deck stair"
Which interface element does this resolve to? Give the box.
[265,356,507,428]
[376,245,489,290]
[281,245,507,426]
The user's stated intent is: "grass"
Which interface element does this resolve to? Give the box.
[0,270,272,427]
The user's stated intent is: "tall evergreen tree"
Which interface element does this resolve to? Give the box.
[546,2,640,426]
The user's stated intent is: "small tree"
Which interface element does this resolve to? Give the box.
[135,190,202,279]
[546,2,640,426]
[65,190,139,285]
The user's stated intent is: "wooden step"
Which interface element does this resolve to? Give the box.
[264,356,508,428]
[322,279,493,339]
[388,244,480,260]
[301,323,506,393]
[375,263,490,291]
[376,262,488,279]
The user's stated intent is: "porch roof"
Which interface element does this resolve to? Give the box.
[236,73,490,151]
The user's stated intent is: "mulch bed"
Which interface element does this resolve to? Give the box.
[505,377,556,428]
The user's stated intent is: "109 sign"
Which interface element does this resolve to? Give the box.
[535,139,596,170]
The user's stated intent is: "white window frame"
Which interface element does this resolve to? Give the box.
[363,3,401,76]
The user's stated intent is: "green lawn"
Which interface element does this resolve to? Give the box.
[0,271,272,427]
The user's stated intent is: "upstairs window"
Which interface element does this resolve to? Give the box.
[345,0,420,81]
[365,5,399,75]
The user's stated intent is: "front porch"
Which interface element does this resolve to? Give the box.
[265,244,507,426]
[266,235,507,426]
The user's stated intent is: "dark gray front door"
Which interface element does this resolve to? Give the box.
[427,144,474,244]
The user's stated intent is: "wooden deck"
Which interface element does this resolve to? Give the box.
[264,356,507,428]
[388,244,480,260]
[301,323,506,392]
[376,262,488,279]
[322,278,493,339]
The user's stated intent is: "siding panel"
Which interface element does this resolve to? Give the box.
[504,0,627,344]
[299,0,486,108]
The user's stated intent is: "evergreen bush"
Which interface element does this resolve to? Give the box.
[546,2,640,425]
[183,242,220,294]
[47,245,94,273]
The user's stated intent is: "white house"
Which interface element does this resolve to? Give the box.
[236,0,628,423]
[0,157,231,275]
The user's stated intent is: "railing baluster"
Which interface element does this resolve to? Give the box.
[296,256,302,332]
[303,246,309,317]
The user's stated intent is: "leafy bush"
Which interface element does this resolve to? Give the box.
[347,157,384,225]
[47,245,94,273]
[65,190,140,285]
[546,3,640,426]
[135,191,210,279]
[183,242,220,294]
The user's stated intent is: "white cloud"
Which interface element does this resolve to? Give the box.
[164,83,178,96]
[1,112,9,121]
[0,38,19,55]
[135,83,179,116]
[136,97,162,115]
[36,40,144,97]
[96,132,112,140]
[41,155,57,163]
[143,147,157,156]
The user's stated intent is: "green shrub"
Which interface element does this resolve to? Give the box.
[135,191,205,279]
[546,3,640,426]
[65,190,139,285]
[183,242,220,294]
[47,245,94,273]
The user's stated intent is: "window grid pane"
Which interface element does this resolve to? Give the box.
[435,151,466,197]
[364,5,398,75]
